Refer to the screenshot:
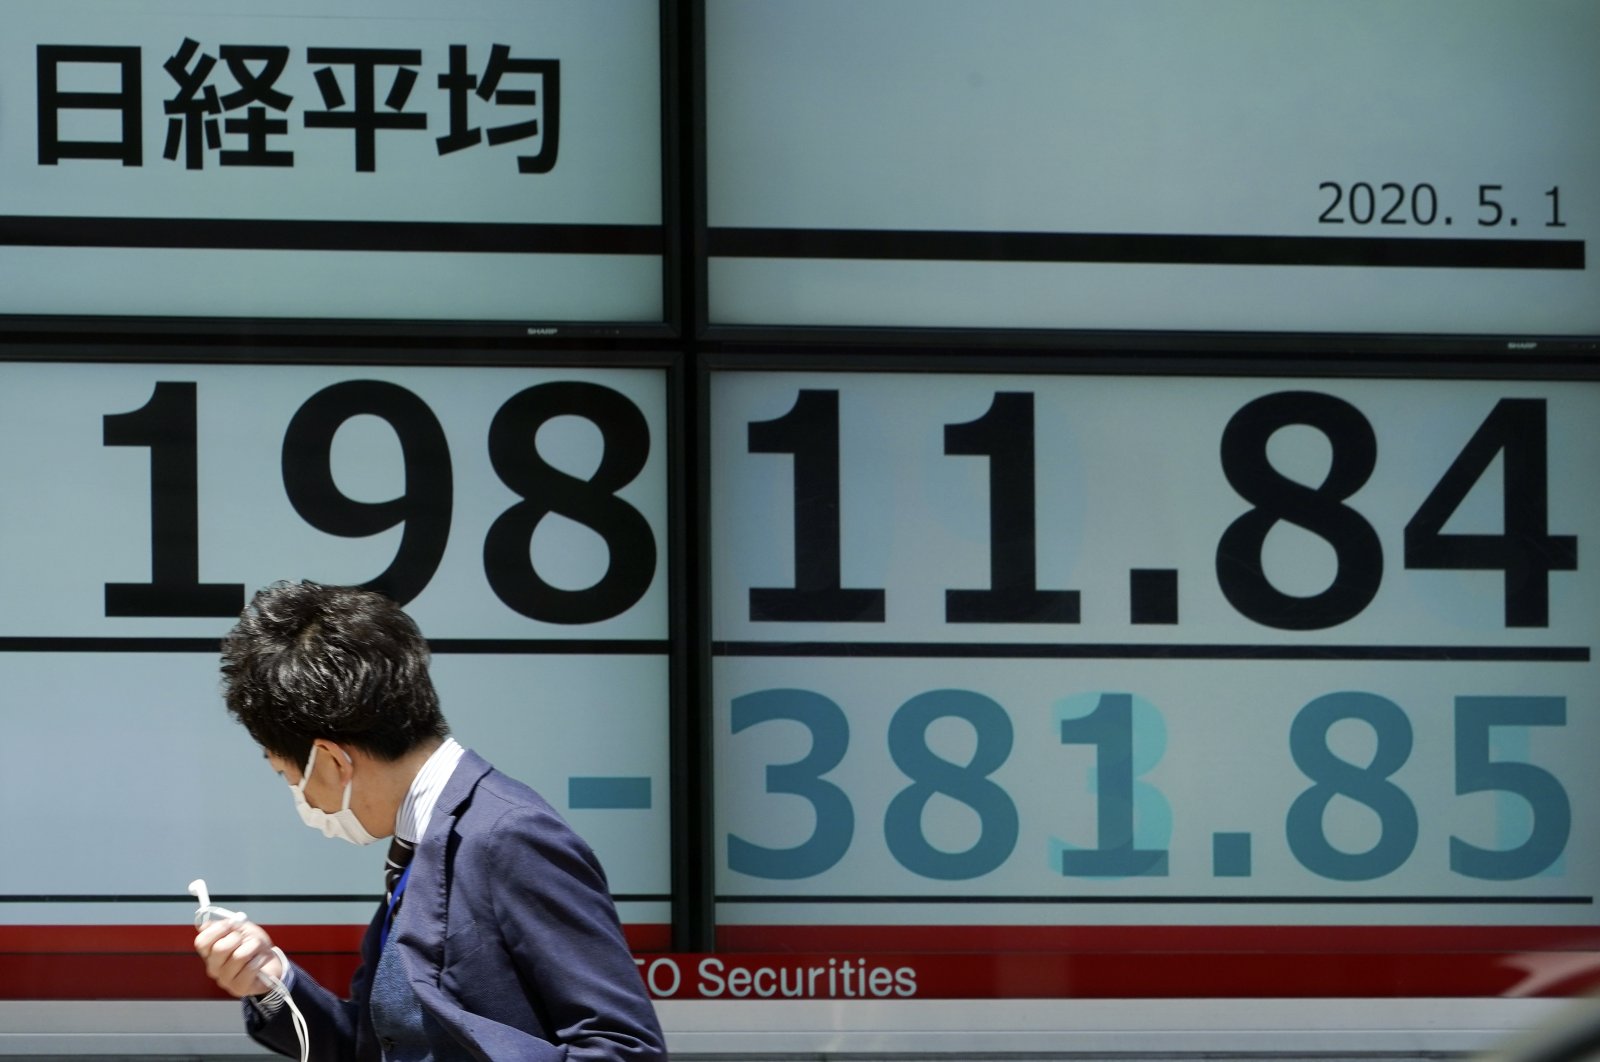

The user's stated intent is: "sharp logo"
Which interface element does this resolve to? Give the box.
[526,327,560,336]
[1507,341,1539,350]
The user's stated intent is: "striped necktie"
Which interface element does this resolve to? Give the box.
[384,835,416,908]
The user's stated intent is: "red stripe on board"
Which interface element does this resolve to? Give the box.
[646,950,1600,1000]
[2,925,1596,1000]
[697,926,1600,999]
[9,949,1600,1001]
[0,925,367,954]
[0,924,670,1001]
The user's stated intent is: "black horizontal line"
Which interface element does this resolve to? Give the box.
[0,892,670,904]
[0,637,668,654]
[714,641,1589,662]
[430,639,669,655]
[719,895,1593,906]
[708,227,1585,270]
[0,216,663,256]
[0,894,375,904]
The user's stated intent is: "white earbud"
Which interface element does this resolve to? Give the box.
[188,878,211,910]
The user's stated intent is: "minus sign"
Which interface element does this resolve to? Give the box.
[569,776,652,810]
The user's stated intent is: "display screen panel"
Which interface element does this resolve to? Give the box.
[0,357,671,997]
[704,1,1599,344]
[0,0,664,332]
[708,367,1600,997]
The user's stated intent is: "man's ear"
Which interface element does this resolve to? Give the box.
[313,738,357,786]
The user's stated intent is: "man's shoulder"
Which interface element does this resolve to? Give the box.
[438,754,619,923]
[446,757,607,886]
[473,762,557,816]
[451,754,577,838]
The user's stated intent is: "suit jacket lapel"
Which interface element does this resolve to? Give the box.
[390,749,492,983]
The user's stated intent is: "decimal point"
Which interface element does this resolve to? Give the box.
[1445,217,1453,225]
[1212,832,1253,877]
[1129,568,1179,625]
[1511,218,1519,227]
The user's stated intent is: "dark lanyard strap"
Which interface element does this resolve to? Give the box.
[379,862,412,953]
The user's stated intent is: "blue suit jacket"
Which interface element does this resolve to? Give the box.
[247,750,667,1062]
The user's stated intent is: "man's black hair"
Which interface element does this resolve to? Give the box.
[220,580,448,765]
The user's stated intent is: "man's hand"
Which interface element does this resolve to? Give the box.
[194,917,286,998]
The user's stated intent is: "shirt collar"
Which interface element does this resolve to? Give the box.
[394,737,466,844]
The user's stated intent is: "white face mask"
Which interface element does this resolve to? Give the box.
[291,745,379,846]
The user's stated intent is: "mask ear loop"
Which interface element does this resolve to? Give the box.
[192,887,308,1062]
[291,745,320,800]
[333,745,358,813]
[306,742,360,813]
